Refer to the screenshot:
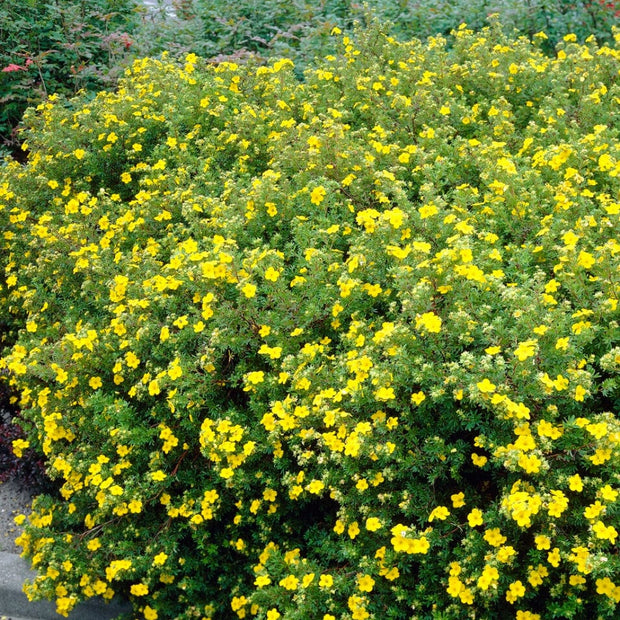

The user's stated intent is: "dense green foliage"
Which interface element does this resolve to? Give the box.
[0,0,139,156]
[140,0,620,65]
[1,21,619,620]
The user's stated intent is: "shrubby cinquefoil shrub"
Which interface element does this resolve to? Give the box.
[0,21,619,620]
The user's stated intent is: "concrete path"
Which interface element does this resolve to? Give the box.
[0,552,130,620]
[0,483,130,620]
[0,469,130,619]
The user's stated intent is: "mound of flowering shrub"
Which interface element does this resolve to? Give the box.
[1,21,619,620]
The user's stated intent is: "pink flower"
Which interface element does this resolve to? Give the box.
[2,63,26,73]
[2,58,33,72]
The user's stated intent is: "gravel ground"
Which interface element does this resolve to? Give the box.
[0,478,32,554]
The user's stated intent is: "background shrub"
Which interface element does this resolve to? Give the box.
[0,20,619,620]
[0,0,139,157]
[131,0,620,67]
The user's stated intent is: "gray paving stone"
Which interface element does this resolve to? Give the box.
[0,552,130,620]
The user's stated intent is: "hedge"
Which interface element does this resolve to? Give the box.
[0,20,619,620]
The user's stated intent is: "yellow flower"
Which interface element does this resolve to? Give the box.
[87,538,101,551]
[484,528,506,547]
[584,500,605,520]
[130,583,149,596]
[264,267,281,282]
[568,474,583,492]
[471,453,488,467]
[307,479,324,494]
[586,422,608,439]
[375,386,395,401]
[415,312,442,333]
[357,574,375,593]
[451,492,466,508]
[505,580,525,603]
[246,371,265,385]
[278,575,299,590]
[241,283,256,298]
[589,448,611,465]
[168,363,182,380]
[258,344,282,360]
[592,521,618,544]
[547,547,561,567]
[409,536,430,554]
[596,577,620,601]
[220,467,234,479]
[418,203,438,218]
[599,485,618,502]
[477,378,496,393]
[467,508,483,527]
[477,565,499,590]
[319,574,334,588]
[153,552,168,566]
[144,606,158,620]
[574,385,587,401]
[537,419,562,439]
[513,339,538,361]
[255,575,271,587]
[528,564,548,588]
[577,250,596,269]
[125,498,142,513]
[410,391,426,405]
[547,490,569,517]
[125,351,140,368]
[310,186,326,205]
[173,315,188,329]
[428,505,450,522]
[263,489,277,502]
[11,439,30,458]
[518,453,542,474]
[365,517,382,531]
